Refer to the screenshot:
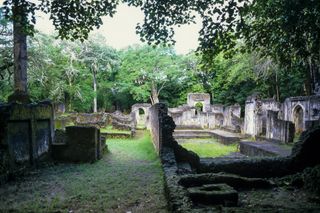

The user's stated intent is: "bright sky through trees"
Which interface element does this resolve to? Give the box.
[1,1,200,55]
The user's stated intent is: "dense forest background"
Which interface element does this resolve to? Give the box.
[0,13,307,113]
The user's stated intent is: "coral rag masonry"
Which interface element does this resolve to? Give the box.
[149,102,320,212]
[0,102,54,182]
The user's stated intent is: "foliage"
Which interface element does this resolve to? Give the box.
[209,52,306,108]
[116,45,188,104]
[2,0,118,40]
[26,33,121,112]
[0,10,13,102]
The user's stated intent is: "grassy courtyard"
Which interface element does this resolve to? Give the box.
[0,132,167,213]
[180,139,238,158]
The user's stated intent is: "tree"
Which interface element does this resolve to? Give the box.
[79,35,119,112]
[117,45,184,104]
[130,0,320,94]
[0,11,13,101]
[2,0,118,102]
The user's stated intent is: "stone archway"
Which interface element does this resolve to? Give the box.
[137,108,146,127]
[293,105,304,134]
[131,103,152,129]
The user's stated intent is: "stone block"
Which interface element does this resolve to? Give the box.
[188,183,238,206]
[52,126,101,163]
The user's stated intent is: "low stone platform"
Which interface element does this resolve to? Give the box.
[173,129,242,145]
[209,129,242,145]
[173,130,212,139]
[240,141,292,157]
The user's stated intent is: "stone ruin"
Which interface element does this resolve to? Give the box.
[244,93,320,143]
[54,110,135,136]
[149,103,320,212]
[131,103,152,129]
[0,102,107,183]
[0,102,54,182]
[168,93,242,132]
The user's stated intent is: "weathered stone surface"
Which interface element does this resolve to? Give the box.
[188,183,238,206]
[168,93,242,131]
[244,93,320,143]
[266,110,295,143]
[161,147,194,212]
[200,126,320,178]
[239,141,291,157]
[0,102,54,181]
[131,103,151,129]
[179,173,273,189]
[52,126,103,163]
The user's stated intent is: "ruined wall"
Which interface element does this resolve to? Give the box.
[52,126,104,162]
[55,111,134,131]
[266,111,295,143]
[282,95,320,132]
[168,105,219,129]
[187,93,211,112]
[244,94,320,141]
[109,111,133,131]
[0,102,54,180]
[244,94,280,137]
[131,103,151,129]
[168,95,242,131]
[223,104,242,132]
[149,104,165,154]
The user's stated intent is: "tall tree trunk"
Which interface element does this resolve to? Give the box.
[8,2,29,103]
[309,59,320,94]
[304,60,312,96]
[275,71,280,102]
[150,82,159,104]
[92,69,97,113]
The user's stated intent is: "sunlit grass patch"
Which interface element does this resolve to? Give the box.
[180,140,238,158]
[106,131,158,161]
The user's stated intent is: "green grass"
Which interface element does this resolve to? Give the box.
[180,139,238,158]
[100,125,131,134]
[106,131,158,161]
[0,131,167,213]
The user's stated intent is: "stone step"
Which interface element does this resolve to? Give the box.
[239,141,292,157]
[174,134,213,139]
[173,131,213,139]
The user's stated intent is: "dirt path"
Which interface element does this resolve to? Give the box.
[0,132,168,213]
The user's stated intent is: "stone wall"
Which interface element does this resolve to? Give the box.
[168,105,219,129]
[149,104,165,154]
[223,104,242,132]
[168,93,241,131]
[0,102,54,181]
[52,126,105,162]
[244,94,320,142]
[187,93,211,112]
[266,111,295,143]
[131,103,152,129]
[282,95,320,132]
[55,111,134,132]
[109,111,133,131]
[244,94,280,137]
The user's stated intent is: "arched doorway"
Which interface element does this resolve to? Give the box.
[293,105,304,134]
[137,108,146,128]
[194,102,203,116]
